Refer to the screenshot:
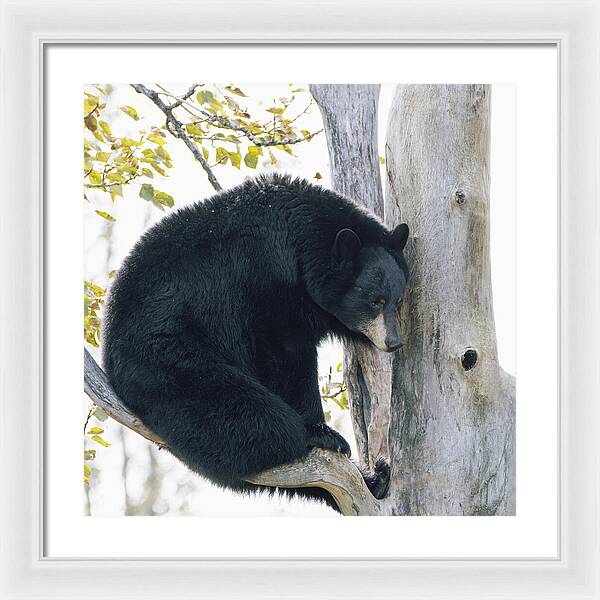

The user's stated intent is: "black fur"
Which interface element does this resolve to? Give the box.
[103,174,408,510]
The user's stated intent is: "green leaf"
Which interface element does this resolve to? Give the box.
[151,163,166,176]
[141,168,154,178]
[93,406,108,421]
[266,107,285,115]
[155,147,171,162]
[109,184,123,201]
[196,90,216,105]
[243,150,258,169]
[120,105,139,120]
[215,147,229,165]
[139,183,154,202]
[95,210,116,222]
[379,156,385,165]
[99,120,112,137]
[185,124,203,136]
[91,435,111,447]
[153,190,174,208]
[106,172,124,183]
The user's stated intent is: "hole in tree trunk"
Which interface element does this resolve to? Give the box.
[461,348,478,371]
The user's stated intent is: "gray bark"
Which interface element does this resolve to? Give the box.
[384,85,516,515]
[310,84,393,471]
[84,348,165,447]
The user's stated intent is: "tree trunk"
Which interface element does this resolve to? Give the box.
[310,84,393,471]
[384,84,515,515]
[312,83,516,515]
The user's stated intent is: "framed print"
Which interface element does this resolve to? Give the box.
[1,0,599,598]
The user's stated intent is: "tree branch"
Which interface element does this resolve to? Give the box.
[183,114,323,148]
[83,348,380,515]
[84,348,165,447]
[130,83,222,192]
[247,449,381,516]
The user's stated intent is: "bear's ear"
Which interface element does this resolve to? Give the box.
[332,228,362,261]
[390,223,409,252]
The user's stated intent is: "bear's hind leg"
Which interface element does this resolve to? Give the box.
[142,365,310,488]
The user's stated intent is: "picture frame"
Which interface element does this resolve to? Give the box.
[1,0,598,598]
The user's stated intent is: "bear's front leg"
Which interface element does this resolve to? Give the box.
[306,422,351,457]
[275,340,352,458]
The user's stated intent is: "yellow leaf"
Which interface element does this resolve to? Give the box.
[120,105,139,120]
[147,131,165,145]
[99,120,112,137]
[95,151,110,162]
[225,85,247,97]
[95,210,116,222]
[228,151,241,169]
[314,172,323,180]
[88,171,102,185]
[91,435,111,447]
[87,427,104,435]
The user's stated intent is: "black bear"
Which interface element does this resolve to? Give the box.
[103,173,409,511]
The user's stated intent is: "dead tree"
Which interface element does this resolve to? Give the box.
[310,83,516,515]
[384,85,515,515]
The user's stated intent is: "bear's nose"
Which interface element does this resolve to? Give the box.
[385,334,403,352]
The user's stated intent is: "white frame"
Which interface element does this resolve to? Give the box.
[1,0,598,598]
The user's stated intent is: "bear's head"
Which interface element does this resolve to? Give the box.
[329,224,409,352]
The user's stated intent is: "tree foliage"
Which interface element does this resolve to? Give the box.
[84,86,175,218]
